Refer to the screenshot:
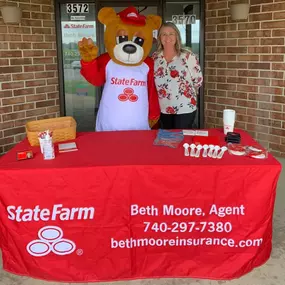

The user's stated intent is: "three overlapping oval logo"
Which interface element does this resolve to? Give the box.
[26,226,76,257]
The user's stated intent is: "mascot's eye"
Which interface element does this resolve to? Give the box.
[133,36,144,47]
[116,36,128,44]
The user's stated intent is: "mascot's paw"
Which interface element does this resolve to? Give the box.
[149,118,159,129]
[78,37,98,62]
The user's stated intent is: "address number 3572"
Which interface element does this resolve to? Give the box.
[66,3,89,14]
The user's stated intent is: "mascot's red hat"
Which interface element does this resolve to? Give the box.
[117,6,146,26]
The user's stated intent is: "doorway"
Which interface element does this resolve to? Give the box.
[55,0,204,131]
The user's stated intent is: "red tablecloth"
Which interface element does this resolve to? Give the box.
[0,129,281,282]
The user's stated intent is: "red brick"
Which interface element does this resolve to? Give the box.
[248,46,271,53]
[261,38,284,45]
[10,58,32,65]
[262,21,285,29]
[260,55,284,62]
[31,12,51,20]
[0,106,12,114]
[238,39,260,46]
[217,55,236,61]
[227,31,248,38]
[12,73,34,81]
[208,2,227,10]
[21,19,42,27]
[0,90,13,98]
[248,63,270,70]
[206,47,226,53]
[238,70,258,77]
[2,96,25,105]
[14,88,35,96]
[227,62,247,69]
[1,82,24,90]
[0,74,11,82]
[217,9,229,17]
[238,55,259,61]
[24,65,45,72]
[227,47,247,53]
[271,112,285,121]
[9,42,31,49]
[31,28,52,35]
[237,85,258,93]
[227,91,247,100]
[42,5,54,12]
[217,24,237,31]
[249,30,271,37]
[217,83,236,91]
[207,17,227,25]
[217,39,237,46]
[2,112,26,121]
[271,80,285,87]
[237,100,257,108]
[3,127,26,137]
[43,21,55,28]
[227,77,247,84]
[0,34,21,41]
[272,96,285,104]
[33,57,54,64]
[219,69,237,76]
[26,94,47,102]
[26,109,46,117]
[36,86,56,93]
[0,50,22,57]
[25,80,46,87]
[238,22,260,30]
[248,78,271,86]
[248,93,271,102]
[272,29,285,37]
[247,109,270,118]
[23,50,44,57]
[8,26,31,34]
[13,103,35,112]
[259,87,282,95]
[259,102,282,112]
[272,63,285,70]
[250,13,272,21]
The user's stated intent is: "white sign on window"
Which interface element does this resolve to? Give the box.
[172,15,196,25]
[66,3,89,14]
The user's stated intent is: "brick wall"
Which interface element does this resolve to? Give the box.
[0,0,59,154]
[205,0,285,157]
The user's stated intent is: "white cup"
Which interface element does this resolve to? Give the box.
[223,109,236,135]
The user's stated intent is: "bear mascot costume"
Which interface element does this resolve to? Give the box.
[78,6,162,131]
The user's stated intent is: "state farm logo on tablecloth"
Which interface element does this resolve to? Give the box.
[26,226,76,257]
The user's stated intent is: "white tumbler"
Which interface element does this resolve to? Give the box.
[223,109,236,135]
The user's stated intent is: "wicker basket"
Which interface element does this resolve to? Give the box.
[26,116,77,146]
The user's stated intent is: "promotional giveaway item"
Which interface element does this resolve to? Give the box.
[38,130,55,160]
[154,129,184,148]
[223,109,236,135]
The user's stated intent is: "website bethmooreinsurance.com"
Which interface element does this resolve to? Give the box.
[111,237,263,249]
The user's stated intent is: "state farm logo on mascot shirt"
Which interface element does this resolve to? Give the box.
[7,204,95,257]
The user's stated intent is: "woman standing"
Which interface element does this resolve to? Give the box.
[152,22,203,129]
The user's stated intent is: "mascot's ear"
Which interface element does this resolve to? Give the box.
[98,7,117,25]
[146,15,162,30]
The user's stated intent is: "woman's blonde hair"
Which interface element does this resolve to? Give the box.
[156,22,188,56]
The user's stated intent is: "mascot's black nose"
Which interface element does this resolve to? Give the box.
[123,44,137,54]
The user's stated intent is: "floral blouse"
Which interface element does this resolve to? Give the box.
[152,50,203,115]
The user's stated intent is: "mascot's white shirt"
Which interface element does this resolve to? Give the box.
[96,60,150,131]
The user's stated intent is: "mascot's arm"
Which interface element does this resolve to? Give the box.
[145,57,160,129]
[80,53,110,87]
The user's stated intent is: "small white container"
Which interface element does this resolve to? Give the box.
[42,134,55,160]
